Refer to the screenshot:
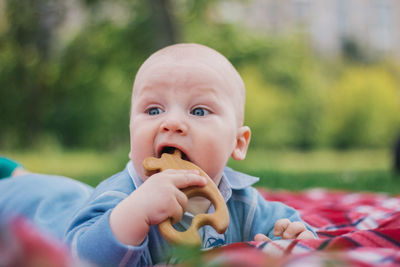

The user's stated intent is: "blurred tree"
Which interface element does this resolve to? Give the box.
[148,0,180,48]
[80,0,179,48]
[341,37,370,63]
[0,0,65,148]
[394,134,400,174]
[323,65,400,149]
[0,0,181,149]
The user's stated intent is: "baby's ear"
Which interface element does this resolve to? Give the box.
[231,126,251,161]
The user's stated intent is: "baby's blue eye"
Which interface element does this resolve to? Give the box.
[191,107,210,116]
[147,107,163,115]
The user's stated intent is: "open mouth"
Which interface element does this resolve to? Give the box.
[160,146,190,161]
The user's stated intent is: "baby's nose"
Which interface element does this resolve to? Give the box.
[160,117,188,135]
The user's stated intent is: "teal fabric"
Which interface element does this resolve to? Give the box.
[0,157,21,179]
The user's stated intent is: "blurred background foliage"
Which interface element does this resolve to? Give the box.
[1,0,399,151]
[1,0,400,190]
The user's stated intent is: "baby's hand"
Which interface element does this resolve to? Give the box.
[110,169,206,246]
[273,219,315,239]
[254,219,315,242]
[137,169,207,225]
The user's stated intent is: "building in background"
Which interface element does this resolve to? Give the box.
[219,0,400,59]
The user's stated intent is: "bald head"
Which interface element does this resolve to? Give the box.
[132,43,246,124]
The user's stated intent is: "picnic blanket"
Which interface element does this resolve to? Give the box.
[203,188,400,266]
[2,188,400,266]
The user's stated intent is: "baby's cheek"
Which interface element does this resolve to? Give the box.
[202,153,227,182]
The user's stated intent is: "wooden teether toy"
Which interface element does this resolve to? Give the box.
[143,149,229,246]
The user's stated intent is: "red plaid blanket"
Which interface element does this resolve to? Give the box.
[2,189,400,266]
[206,189,400,266]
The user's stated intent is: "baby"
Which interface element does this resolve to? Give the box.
[0,43,315,266]
[65,43,315,265]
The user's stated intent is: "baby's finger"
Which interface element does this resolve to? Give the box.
[168,170,207,189]
[254,233,271,242]
[169,197,185,224]
[297,230,316,240]
[174,189,188,215]
[273,218,291,236]
[282,221,306,239]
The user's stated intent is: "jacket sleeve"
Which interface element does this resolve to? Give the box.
[64,170,153,267]
[248,188,317,241]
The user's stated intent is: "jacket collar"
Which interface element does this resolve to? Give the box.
[222,167,259,190]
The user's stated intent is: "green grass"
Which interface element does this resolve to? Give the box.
[228,148,400,195]
[2,147,129,187]
[248,170,399,194]
[2,148,399,194]
[228,148,391,172]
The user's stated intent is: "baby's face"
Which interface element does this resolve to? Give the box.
[129,48,249,184]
